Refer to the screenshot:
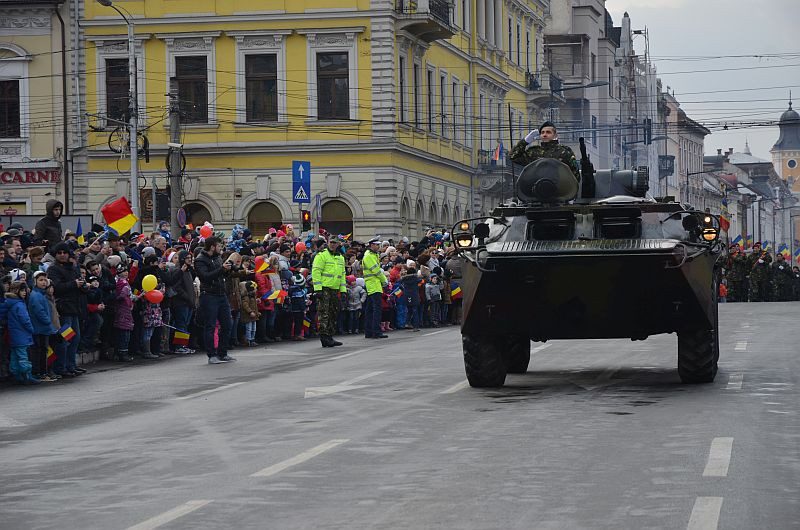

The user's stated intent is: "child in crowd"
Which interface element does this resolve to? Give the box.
[425,274,442,327]
[239,281,260,347]
[6,281,38,384]
[141,288,164,360]
[29,271,59,382]
[345,275,365,334]
[113,264,136,362]
[288,272,308,341]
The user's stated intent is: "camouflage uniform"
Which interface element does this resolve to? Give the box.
[771,257,793,301]
[317,288,340,336]
[726,251,749,302]
[510,139,581,183]
[747,249,772,302]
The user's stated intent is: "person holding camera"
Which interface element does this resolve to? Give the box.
[195,236,235,364]
[47,242,88,377]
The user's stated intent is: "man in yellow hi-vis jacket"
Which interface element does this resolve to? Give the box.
[312,236,346,347]
[362,237,389,338]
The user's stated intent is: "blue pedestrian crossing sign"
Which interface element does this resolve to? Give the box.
[292,161,311,204]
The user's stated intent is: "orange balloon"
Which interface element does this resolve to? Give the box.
[145,289,164,304]
[199,225,212,238]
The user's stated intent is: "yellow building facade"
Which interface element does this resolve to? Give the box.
[79,0,548,239]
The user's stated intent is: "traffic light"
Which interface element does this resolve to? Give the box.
[301,210,311,231]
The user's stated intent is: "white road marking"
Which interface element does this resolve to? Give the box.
[531,343,552,355]
[175,382,246,401]
[330,347,372,361]
[687,497,723,530]
[424,329,450,336]
[304,371,383,398]
[726,373,743,390]
[0,414,25,428]
[768,410,792,414]
[126,500,212,530]
[251,439,348,478]
[441,380,470,394]
[703,437,734,477]
[734,341,747,351]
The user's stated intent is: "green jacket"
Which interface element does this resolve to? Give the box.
[362,249,387,295]
[312,248,346,292]
[510,139,581,183]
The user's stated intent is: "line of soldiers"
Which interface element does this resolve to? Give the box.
[724,242,800,302]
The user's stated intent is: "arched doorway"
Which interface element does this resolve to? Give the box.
[400,198,410,237]
[415,200,424,240]
[320,199,353,237]
[247,201,283,238]
[184,203,212,227]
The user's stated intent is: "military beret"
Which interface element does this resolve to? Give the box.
[539,121,556,132]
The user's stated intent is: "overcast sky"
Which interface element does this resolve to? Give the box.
[605,0,800,162]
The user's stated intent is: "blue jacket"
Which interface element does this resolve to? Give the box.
[6,296,34,347]
[28,287,57,335]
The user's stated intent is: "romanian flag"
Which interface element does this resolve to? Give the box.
[76,218,85,245]
[276,289,289,303]
[745,234,754,249]
[719,214,730,233]
[392,286,403,298]
[261,288,278,301]
[172,331,190,346]
[303,318,311,329]
[763,240,771,250]
[778,244,790,258]
[451,282,463,301]
[492,142,503,163]
[101,196,138,235]
[46,345,56,368]
[731,235,742,246]
[343,233,352,241]
[256,260,268,273]
[59,325,76,342]
[794,247,800,263]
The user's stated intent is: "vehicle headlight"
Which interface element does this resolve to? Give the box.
[454,221,473,248]
[702,228,718,242]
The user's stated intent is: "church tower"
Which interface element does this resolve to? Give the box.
[771,97,800,190]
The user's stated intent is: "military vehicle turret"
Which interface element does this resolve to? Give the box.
[452,139,723,387]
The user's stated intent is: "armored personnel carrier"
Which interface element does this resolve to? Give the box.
[452,139,723,387]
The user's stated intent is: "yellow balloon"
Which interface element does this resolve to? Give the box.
[142,274,157,292]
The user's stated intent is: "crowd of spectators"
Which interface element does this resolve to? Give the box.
[0,199,462,384]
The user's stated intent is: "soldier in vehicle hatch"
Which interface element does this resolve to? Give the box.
[510,121,581,183]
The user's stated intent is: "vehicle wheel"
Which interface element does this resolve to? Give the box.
[503,337,531,374]
[677,278,719,383]
[463,335,507,387]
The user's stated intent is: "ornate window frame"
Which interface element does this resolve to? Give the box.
[89,36,147,129]
[157,31,221,125]
[297,27,364,122]
[227,30,291,124]
[0,42,31,160]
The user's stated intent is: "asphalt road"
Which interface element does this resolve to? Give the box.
[0,302,798,530]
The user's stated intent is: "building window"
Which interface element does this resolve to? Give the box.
[440,73,447,137]
[317,52,349,120]
[399,55,406,123]
[508,18,513,59]
[788,159,797,169]
[245,54,278,122]
[608,67,613,97]
[105,58,129,122]
[452,81,458,141]
[463,85,470,146]
[176,56,209,123]
[479,93,485,149]
[591,53,596,82]
[516,21,521,65]
[0,80,20,138]
[414,62,421,128]
[526,30,530,71]
[591,115,597,146]
[462,0,467,29]
[426,67,434,131]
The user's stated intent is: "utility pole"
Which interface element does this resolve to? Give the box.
[127,18,140,232]
[168,78,182,241]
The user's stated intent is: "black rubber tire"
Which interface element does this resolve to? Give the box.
[463,335,507,387]
[677,278,720,384]
[503,337,531,374]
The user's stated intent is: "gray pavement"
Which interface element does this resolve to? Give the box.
[0,302,799,529]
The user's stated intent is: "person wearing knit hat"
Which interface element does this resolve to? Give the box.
[141,246,156,259]
[6,281,39,384]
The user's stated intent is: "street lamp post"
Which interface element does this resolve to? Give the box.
[97,0,140,232]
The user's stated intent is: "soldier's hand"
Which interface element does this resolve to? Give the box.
[524,129,540,144]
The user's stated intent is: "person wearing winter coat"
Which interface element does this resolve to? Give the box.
[6,281,39,384]
[29,271,58,381]
[140,291,164,360]
[33,199,63,252]
[345,276,366,334]
[288,273,308,340]
[47,242,88,376]
[239,281,260,346]
[171,251,197,354]
[113,265,137,362]
[400,263,422,331]
[425,274,443,327]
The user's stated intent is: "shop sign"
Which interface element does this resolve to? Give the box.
[0,170,61,185]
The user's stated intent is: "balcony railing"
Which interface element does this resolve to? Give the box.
[394,0,456,42]
[527,71,563,93]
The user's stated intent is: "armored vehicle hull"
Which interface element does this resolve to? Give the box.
[454,201,722,388]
